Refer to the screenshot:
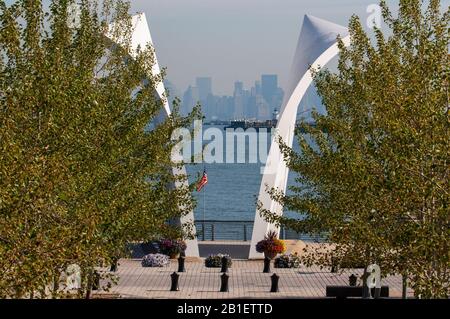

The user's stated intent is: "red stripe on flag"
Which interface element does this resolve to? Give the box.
[197,171,208,192]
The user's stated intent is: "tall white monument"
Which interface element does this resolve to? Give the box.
[121,13,200,257]
[249,15,350,259]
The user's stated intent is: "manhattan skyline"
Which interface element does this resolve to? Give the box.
[129,0,406,95]
[176,74,287,120]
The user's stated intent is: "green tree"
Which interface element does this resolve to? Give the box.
[260,0,449,298]
[0,0,199,298]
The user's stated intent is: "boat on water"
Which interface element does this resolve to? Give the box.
[224,119,278,131]
[224,109,279,132]
[222,109,323,133]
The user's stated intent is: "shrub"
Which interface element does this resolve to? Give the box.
[141,254,170,267]
[274,253,302,268]
[204,254,232,268]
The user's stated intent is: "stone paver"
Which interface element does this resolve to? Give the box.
[98,259,415,299]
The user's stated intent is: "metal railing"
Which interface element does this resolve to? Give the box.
[194,220,326,242]
[195,220,253,241]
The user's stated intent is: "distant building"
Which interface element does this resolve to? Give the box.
[247,80,263,119]
[216,95,234,120]
[246,95,257,119]
[261,74,278,109]
[233,81,244,119]
[255,80,262,95]
[275,87,285,111]
[182,85,199,116]
[163,80,182,110]
[196,77,212,102]
[181,75,284,120]
[256,95,270,119]
[234,81,243,95]
[204,93,217,120]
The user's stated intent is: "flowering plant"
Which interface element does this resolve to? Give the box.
[158,239,187,256]
[255,231,286,255]
[274,253,301,268]
[141,253,170,267]
[204,254,232,268]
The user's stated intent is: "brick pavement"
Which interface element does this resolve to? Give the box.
[98,259,414,299]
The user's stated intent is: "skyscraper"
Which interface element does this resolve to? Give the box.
[216,95,234,120]
[182,85,199,116]
[196,77,212,102]
[233,81,244,119]
[163,80,181,104]
[261,74,278,109]
[234,81,243,95]
[255,80,262,95]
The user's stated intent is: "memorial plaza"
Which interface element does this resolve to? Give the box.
[94,242,414,299]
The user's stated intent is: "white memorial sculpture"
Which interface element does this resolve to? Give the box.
[366,264,382,298]
[110,13,199,257]
[249,15,351,259]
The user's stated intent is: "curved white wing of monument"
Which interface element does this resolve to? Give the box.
[128,14,171,117]
[249,15,350,259]
[114,13,199,257]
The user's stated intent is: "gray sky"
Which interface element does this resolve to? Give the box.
[129,0,398,95]
[9,0,448,95]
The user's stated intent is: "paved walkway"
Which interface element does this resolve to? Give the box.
[99,259,414,299]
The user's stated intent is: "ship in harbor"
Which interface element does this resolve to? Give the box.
[224,109,280,132]
[223,109,321,133]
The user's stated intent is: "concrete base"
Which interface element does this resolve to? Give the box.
[198,242,250,259]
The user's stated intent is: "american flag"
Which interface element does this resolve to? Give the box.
[196,169,208,192]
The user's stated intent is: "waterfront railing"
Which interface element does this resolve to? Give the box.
[194,220,325,242]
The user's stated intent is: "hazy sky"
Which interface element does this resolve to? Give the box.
[8,0,448,95]
[129,0,399,95]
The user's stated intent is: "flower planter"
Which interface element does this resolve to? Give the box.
[205,254,233,268]
[256,231,286,260]
[142,253,170,267]
[158,239,186,259]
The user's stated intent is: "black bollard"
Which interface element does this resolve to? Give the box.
[170,272,180,291]
[220,273,229,292]
[220,256,228,273]
[270,273,279,292]
[263,257,271,273]
[349,274,357,287]
[110,258,118,272]
[178,255,185,273]
[92,271,100,291]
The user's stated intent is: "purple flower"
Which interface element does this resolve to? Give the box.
[157,239,187,255]
[141,254,170,267]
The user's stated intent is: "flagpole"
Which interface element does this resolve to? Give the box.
[203,167,206,222]
[203,184,205,222]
